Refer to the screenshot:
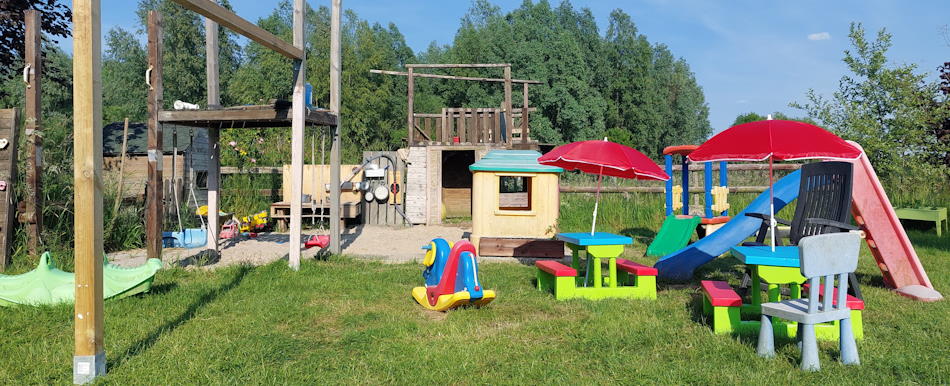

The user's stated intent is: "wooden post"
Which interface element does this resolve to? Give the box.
[205,5,220,256]
[288,0,306,269]
[22,10,43,258]
[521,83,529,145]
[458,108,467,143]
[406,66,414,146]
[472,108,481,143]
[329,0,342,255]
[145,12,164,260]
[72,0,106,382]
[503,65,513,144]
[0,110,19,271]
[440,108,447,144]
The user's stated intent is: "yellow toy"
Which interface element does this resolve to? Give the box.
[412,238,495,311]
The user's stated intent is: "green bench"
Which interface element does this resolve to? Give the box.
[894,207,947,236]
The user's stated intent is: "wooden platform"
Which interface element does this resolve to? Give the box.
[478,237,565,258]
[269,201,361,231]
[158,102,337,128]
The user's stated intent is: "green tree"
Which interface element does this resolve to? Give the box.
[730,112,816,127]
[792,23,949,180]
[102,27,148,122]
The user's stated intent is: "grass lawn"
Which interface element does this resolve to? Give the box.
[1,233,948,383]
[1,193,948,383]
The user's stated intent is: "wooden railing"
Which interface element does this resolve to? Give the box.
[410,107,534,145]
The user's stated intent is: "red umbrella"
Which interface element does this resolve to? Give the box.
[688,119,862,249]
[539,138,670,235]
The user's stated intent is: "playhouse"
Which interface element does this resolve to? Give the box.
[469,150,564,257]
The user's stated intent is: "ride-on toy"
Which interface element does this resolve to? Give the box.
[412,238,495,311]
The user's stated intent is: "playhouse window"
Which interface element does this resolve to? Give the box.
[498,176,531,211]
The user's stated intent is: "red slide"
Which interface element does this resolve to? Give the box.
[848,141,943,302]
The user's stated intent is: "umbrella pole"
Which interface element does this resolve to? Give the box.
[769,156,776,252]
[591,169,603,236]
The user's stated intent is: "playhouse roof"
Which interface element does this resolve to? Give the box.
[469,150,564,173]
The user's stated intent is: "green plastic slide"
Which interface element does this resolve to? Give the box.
[0,252,162,307]
[646,215,701,257]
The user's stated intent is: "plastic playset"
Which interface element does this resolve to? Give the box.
[411,238,495,311]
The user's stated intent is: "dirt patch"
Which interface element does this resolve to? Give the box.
[107,224,519,269]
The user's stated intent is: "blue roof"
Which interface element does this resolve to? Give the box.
[469,150,564,173]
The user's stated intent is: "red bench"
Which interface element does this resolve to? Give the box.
[616,258,658,276]
[802,284,865,310]
[700,280,743,307]
[535,260,577,277]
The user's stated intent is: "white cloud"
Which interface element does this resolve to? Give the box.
[807,32,831,41]
[736,99,749,104]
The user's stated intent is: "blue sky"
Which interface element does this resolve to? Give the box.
[63,0,950,133]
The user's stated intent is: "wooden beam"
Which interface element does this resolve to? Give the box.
[288,0,305,270]
[521,83,529,145]
[21,10,43,258]
[329,0,342,255]
[145,12,164,260]
[169,0,303,59]
[406,67,414,145]
[72,0,106,382]
[205,7,220,255]
[369,69,541,84]
[406,63,511,68]
[220,166,282,174]
[503,66,513,144]
[157,108,337,128]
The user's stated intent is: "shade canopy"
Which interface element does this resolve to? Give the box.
[538,140,669,181]
[687,120,862,162]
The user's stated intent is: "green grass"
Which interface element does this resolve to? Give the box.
[1,192,948,383]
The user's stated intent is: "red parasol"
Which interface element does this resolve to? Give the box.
[539,138,670,235]
[688,119,862,249]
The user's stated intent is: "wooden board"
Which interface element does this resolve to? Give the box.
[477,237,565,258]
[0,109,19,270]
[281,164,363,204]
[158,106,337,128]
[169,0,303,59]
[442,188,471,217]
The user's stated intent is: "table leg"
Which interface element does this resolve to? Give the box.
[750,265,761,306]
[789,283,801,299]
[608,258,617,288]
[767,283,781,302]
[569,244,581,270]
[593,256,602,288]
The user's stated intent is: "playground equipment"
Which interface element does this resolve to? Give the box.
[647,145,730,257]
[412,238,495,311]
[304,234,330,249]
[536,232,657,300]
[654,170,802,280]
[757,233,862,371]
[846,141,942,301]
[470,150,564,257]
[0,252,162,306]
[162,228,207,249]
[239,211,269,233]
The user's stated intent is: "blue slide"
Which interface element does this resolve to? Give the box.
[653,170,801,281]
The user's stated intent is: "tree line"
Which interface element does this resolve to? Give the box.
[2,0,712,164]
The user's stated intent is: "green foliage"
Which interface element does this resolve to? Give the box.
[792,23,950,192]
[413,1,711,155]
[730,112,816,127]
[103,27,148,122]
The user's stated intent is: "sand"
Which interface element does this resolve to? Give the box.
[106,224,508,269]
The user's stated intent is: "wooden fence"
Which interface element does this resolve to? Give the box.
[411,107,534,145]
